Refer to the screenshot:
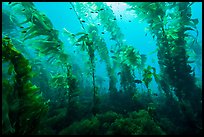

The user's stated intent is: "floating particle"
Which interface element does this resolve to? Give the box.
[70,8,72,9]
[129,20,131,22]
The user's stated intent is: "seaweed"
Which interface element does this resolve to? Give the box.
[2,37,48,135]
[127,2,201,134]
[142,65,159,92]
[63,25,98,115]
[59,110,165,135]
[2,2,202,135]
[9,2,68,66]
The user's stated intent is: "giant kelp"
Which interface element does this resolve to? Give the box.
[9,2,69,67]
[68,2,119,95]
[63,25,99,115]
[127,2,202,134]
[69,2,146,96]
[2,2,202,135]
[65,3,145,115]
[2,37,48,135]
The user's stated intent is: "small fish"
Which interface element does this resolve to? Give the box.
[110,50,114,53]
[85,13,88,16]
[22,9,25,11]
[100,8,104,11]
[187,60,195,63]
[110,37,115,40]
[134,80,142,84]
[120,15,122,17]
[113,18,116,20]
[81,20,85,23]
[21,30,27,33]
[117,72,121,75]
[8,2,11,4]
[129,20,131,22]
[95,11,98,13]
[91,11,94,13]
[75,43,81,46]
[97,23,100,25]
[111,56,117,59]
[153,93,158,96]
[20,26,24,28]
[101,32,104,34]
[69,8,72,9]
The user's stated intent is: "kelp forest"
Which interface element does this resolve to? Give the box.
[2,2,202,135]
